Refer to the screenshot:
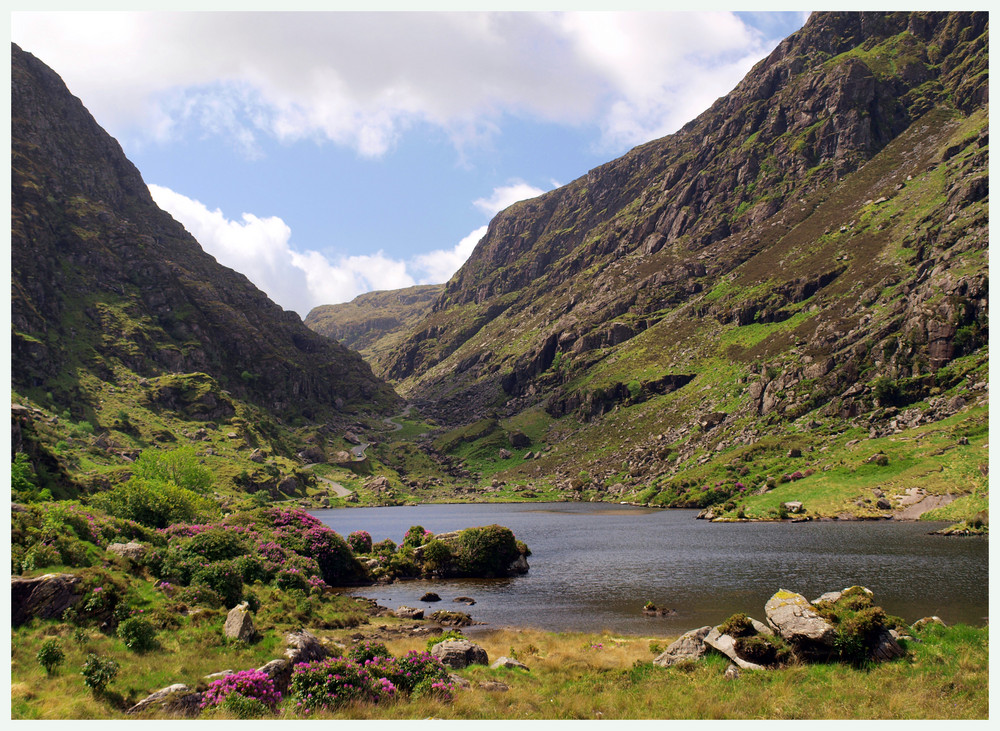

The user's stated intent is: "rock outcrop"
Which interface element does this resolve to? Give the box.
[11,573,82,626]
[765,589,837,658]
[430,639,489,669]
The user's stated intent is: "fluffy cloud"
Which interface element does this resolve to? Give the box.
[12,11,798,156]
[148,179,548,315]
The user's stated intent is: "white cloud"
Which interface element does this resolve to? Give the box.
[148,178,552,313]
[12,11,796,156]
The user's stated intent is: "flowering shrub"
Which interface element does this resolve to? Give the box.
[394,650,450,691]
[403,525,433,548]
[182,528,247,562]
[372,538,397,556]
[348,640,389,664]
[347,530,372,554]
[37,638,64,675]
[81,653,119,694]
[275,567,309,592]
[191,560,243,607]
[201,669,282,715]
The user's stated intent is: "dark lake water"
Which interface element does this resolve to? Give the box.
[312,502,989,636]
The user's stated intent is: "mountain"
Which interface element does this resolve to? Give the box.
[335,12,988,504]
[10,43,401,494]
[305,284,444,372]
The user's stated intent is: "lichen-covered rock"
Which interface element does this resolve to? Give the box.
[284,629,328,664]
[704,628,768,671]
[395,606,424,620]
[653,625,712,667]
[223,602,255,642]
[431,639,489,669]
[765,589,837,656]
[106,541,147,562]
[127,684,203,717]
[490,656,530,671]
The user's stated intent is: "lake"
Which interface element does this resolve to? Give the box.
[312,502,989,636]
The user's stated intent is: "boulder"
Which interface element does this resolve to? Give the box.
[127,684,204,717]
[871,628,906,663]
[430,610,474,627]
[284,629,328,664]
[223,602,256,642]
[912,616,947,631]
[11,573,82,626]
[812,586,873,606]
[653,625,712,667]
[498,448,512,459]
[782,502,804,514]
[257,659,292,694]
[249,448,265,463]
[106,541,146,562]
[420,592,442,602]
[431,639,489,669]
[395,606,424,620]
[478,681,509,692]
[764,589,837,658]
[508,554,530,574]
[490,656,530,671]
[724,664,741,680]
[509,431,531,449]
[704,628,768,671]
[448,673,472,689]
[876,497,892,510]
[453,596,476,605]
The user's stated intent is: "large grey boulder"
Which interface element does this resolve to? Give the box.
[653,626,712,667]
[258,659,292,694]
[765,589,837,657]
[431,639,489,669]
[395,606,425,620]
[107,541,147,562]
[11,573,82,626]
[127,684,204,717]
[223,602,256,642]
[284,629,328,664]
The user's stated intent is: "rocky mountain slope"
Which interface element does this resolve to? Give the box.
[305,284,444,369]
[330,12,988,507]
[10,43,401,495]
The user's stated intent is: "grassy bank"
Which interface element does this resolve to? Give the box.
[11,616,987,720]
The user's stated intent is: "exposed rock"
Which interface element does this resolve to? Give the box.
[508,554,530,574]
[509,430,531,448]
[127,684,204,717]
[344,431,362,445]
[871,628,906,663]
[453,596,476,605]
[782,501,804,514]
[223,602,256,642]
[106,541,146,562]
[704,628,768,671]
[284,629,328,664]
[448,673,472,689]
[420,592,442,602]
[249,448,265,463]
[431,639,489,669]
[203,670,233,680]
[478,681,509,692]
[395,606,424,620]
[257,659,292,695]
[912,616,947,631]
[498,448,512,459]
[653,625,712,667]
[429,610,475,627]
[724,664,741,680]
[490,656,530,671]
[11,573,82,626]
[764,589,837,658]
[876,497,892,510]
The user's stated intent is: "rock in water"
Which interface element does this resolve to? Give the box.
[765,589,837,658]
[431,639,489,669]
[653,626,713,667]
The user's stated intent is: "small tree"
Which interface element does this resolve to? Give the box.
[81,653,119,695]
[36,638,65,675]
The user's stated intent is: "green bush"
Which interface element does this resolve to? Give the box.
[454,525,519,577]
[37,638,65,675]
[421,539,453,573]
[93,477,213,529]
[131,447,212,493]
[81,653,119,695]
[404,525,432,548]
[191,560,244,608]
[117,616,158,652]
[734,635,790,666]
[348,640,390,663]
[718,613,756,638]
[183,529,247,562]
[222,693,269,719]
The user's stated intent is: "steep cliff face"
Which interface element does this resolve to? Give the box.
[10,44,400,425]
[379,12,986,420]
[304,284,444,373]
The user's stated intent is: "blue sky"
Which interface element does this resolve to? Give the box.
[11,10,809,316]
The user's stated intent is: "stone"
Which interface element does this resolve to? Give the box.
[421,592,442,602]
[787,448,802,458]
[431,639,489,669]
[223,601,256,642]
[509,431,531,448]
[203,670,234,680]
[782,501,804,514]
[106,541,147,562]
[127,684,203,717]
[499,448,512,459]
[448,673,472,689]
[912,616,947,631]
[653,625,712,667]
[704,628,768,671]
[724,664,741,680]
[490,656,530,671]
[478,681,509,692]
[453,596,476,605]
[765,589,837,658]
[11,573,82,626]
[257,659,292,694]
[284,629,328,664]
[249,448,265,463]
[508,554,530,574]
[395,606,424,620]
[871,629,906,663]
[876,497,892,510]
